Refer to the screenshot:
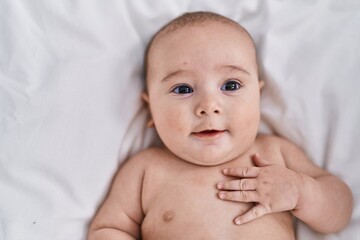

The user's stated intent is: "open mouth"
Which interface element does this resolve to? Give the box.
[192,129,226,138]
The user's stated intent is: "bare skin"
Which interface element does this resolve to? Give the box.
[88,135,351,239]
[89,135,296,240]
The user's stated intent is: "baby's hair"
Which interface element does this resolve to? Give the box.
[157,11,244,36]
[143,11,261,90]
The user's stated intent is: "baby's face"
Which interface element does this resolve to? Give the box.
[145,22,262,166]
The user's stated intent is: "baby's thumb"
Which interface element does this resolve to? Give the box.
[251,153,270,167]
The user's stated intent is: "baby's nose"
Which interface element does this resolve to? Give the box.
[195,97,222,116]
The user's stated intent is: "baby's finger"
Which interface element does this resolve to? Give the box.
[222,167,260,178]
[251,153,271,167]
[218,190,259,202]
[217,179,258,191]
[234,204,269,225]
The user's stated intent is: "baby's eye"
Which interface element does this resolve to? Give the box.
[220,80,242,91]
[171,84,194,95]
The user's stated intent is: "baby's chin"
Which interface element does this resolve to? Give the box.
[162,135,256,167]
[173,148,240,167]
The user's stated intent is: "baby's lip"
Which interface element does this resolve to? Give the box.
[192,129,227,138]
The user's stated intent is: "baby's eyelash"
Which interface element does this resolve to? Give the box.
[171,84,194,94]
[220,79,243,91]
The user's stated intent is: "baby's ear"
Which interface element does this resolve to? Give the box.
[141,92,149,103]
[259,80,265,91]
[141,92,154,128]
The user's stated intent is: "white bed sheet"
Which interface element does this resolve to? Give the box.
[1,0,359,239]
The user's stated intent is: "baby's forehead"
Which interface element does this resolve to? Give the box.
[149,22,256,60]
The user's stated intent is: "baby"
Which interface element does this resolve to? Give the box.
[88,12,353,240]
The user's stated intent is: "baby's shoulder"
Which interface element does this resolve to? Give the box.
[254,134,307,166]
[255,134,299,150]
[255,134,285,148]
[254,134,292,164]
[132,146,165,158]
[125,147,170,168]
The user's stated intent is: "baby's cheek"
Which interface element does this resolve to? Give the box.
[230,107,260,138]
[156,113,185,140]
[165,110,187,131]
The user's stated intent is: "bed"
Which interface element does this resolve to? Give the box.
[1,0,359,239]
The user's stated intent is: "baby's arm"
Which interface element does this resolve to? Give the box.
[281,138,353,233]
[88,155,146,240]
[217,136,353,233]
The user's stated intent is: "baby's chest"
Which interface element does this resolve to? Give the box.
[140,168,253,239]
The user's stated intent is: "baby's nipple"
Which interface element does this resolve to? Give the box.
[162,210,175,222]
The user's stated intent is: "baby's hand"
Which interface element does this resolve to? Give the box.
[217,154,302,225]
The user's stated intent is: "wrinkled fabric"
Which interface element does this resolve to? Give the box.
[0,0,359,239]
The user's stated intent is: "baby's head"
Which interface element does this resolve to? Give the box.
[143,12,264,166]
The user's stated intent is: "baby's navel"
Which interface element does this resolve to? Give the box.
[162,210,175,222]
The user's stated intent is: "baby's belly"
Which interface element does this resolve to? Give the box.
[141,190,295,240]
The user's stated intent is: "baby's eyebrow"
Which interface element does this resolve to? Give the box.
[161,65,250,82]
[218,65,251,76]
[161,69,187,82]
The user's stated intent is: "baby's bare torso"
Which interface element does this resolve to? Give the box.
[140,146,295,240]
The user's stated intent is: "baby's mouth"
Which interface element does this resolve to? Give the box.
[192,129,226,138]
